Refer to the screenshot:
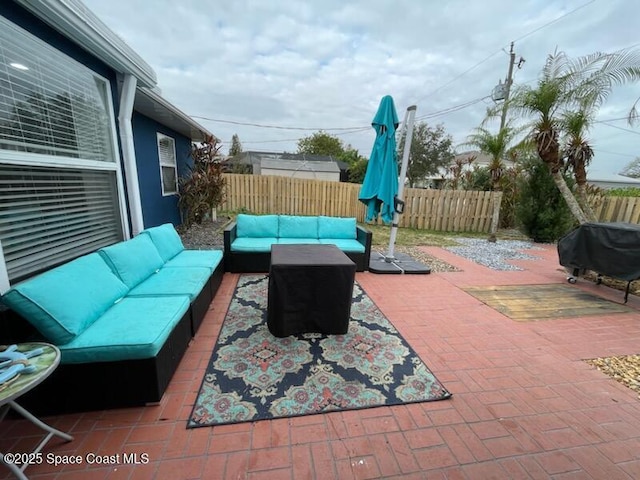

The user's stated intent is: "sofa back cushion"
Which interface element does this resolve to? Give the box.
[141,223,184,262]
[318,216,357,239]
[236,214,279,238]
[279,215,319,238]
[99,234,165,289]
[1,253,129,345]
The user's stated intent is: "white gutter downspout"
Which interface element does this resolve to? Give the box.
[0,241,10,294]
[118,73,144,236]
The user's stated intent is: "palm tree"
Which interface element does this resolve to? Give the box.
[461,125,519,191]
[562,108,596,221]
[510,48,640,224]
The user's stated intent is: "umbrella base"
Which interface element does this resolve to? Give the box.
[368,251,431,275]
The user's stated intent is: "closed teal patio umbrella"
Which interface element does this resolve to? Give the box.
[359,97,428,274]
[358,95,399,224]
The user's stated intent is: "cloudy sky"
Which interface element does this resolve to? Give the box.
[83,0,640,175]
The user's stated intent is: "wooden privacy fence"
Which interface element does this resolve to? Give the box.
[221,174,503,233]
[592,196,640,223]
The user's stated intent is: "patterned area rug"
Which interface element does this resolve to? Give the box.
[188,274,451,428]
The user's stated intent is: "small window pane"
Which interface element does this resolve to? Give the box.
[161,166,177,194]
[157,133,177,195]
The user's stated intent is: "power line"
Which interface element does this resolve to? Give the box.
[416,96,490,120]
[191,116,367,131]
[597,149,636,158]
[412,0,598,105]
[599,122,640,136]
[511,0,597,44]
[412,51,503,105]
[195,95,490,143]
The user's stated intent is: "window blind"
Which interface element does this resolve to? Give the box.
[0,15,114,162]
[0,164,123,282]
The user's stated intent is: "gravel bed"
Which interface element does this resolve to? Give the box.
[177,218,228,250]
[585,355,640,399]
[444,238,544,271]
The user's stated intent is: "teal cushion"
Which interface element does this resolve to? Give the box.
[279,215,319,238]
[99,235,164,289]
[59,296,190,363]
[277,238,320,245]
[164,250,223,272]
[236,214,279,238]
[141,223,184,262]
[230,237,277,253]
[318,216,356,239]
[318,238,365,253]
[1,253,129,344]
[128,267,211,300]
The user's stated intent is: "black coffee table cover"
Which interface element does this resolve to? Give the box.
[267,244,356,337]
[558,222,640,281]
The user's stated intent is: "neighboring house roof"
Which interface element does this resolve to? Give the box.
[587,171,640,189]
[15,0,213,141]
[233,151,346,172]
[261,158,340,173]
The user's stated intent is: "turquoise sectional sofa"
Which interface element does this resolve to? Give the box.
[223,214,372,272]
[0,223,223,415]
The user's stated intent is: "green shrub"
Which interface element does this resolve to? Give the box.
[606,187,640,197]
[516,159,576,242]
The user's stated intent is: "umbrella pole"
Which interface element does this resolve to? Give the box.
[386,105,417,261]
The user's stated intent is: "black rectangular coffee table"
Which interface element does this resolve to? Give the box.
[267,244,356,337]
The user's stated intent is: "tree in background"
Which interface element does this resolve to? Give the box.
[297,130,368,182]
[460,125,520,191]
[516,156,575,243]
[620,157,640,178]
[398,122,455,187]
[562,109,596,220]
[348,158,369,183]
[297,131,344,157]
[229,133,243,157]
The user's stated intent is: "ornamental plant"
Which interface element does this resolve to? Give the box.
[178,134,226,228]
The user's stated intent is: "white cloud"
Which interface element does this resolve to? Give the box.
[83,0,640,173]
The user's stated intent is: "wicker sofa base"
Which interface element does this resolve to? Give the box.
[223,219,372,273]
[190,261,224,335]
[15,309,193,416]
[1,262,224,416]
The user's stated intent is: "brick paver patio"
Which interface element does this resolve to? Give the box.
[2,242,640,479]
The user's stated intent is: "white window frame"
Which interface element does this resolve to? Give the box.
[157,133,178,196]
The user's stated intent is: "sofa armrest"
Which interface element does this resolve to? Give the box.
[356,225,372,263]
[223,221,238,251]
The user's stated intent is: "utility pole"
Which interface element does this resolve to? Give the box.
[499,42,516,132]
[489,42,519,243]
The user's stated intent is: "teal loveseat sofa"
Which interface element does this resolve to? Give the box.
[0,223,223,415]
[223,214,372,272]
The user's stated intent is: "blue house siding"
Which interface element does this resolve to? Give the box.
[132,112,193,228]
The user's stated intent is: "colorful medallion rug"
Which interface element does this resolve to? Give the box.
[188,274,451,428]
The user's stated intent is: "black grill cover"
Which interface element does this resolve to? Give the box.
[558,222,640,281]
